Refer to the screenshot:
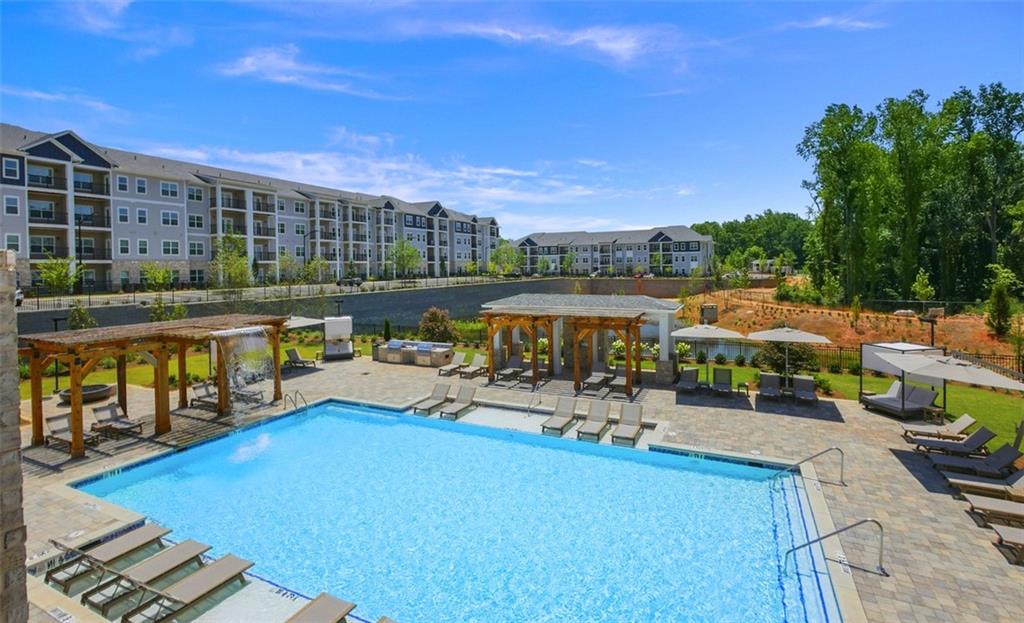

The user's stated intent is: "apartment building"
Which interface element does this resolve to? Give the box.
[0,124,499,289]
[515,226,714,276]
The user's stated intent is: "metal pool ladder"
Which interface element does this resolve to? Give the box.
[784,518,887,576]
[768,446,845,486]
[283,390,309,414]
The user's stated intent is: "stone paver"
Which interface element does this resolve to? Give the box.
[19,357,1024,622]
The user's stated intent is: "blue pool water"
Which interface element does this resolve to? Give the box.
[79,402,840,622]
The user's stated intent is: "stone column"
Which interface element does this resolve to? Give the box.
[656,311,679,384]
[0,250,28,623]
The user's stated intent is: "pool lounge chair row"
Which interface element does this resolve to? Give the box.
[412,384,477,419]
[674,369,819,404]
[541,397,645,446]
[44,404,146,449]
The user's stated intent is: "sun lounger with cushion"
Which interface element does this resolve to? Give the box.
[943,470,1024,500]
[80,539,210,616]
[46,523,170,594]
[439,386,476,420]
[993,524,1024,564]
[931,445,1023,478]
[584,372,610,390]
[519,366,548,383]
[676,367,699,393]
[901,414,976,440]
[190,382,219,409]
[45,414,100,449]
[911,427,995,456]
[607,372,628,393]
[964,494,1024,526]
[712,368,732,396]
[91,403,143,437]
[793,376,818,404]
[437,352,466,376]
[576,401,611,442]
[611,403,644,447]
[861,381,936,418]
[758,372,782,400]
[412,384,450,415]
[541,397,577,437]
[496,357,524,381]
[458,354,487,379]
[122,554,253,623]
[284,348,316,368]
[286,592,356,623]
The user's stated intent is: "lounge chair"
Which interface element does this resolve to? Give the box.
[458,354,487,379]
[793,376,818,404]
[190,382,219,409]
[286,592,356,623]
[46,523,170,594]
[439,386,476,420]
[607,371,628,394]
[541,397,577,437]
[964,494,1024,526]
[758,372,782,400]
[121,554,253,623]
[611,404,644,447]
[284,348,316,368]
[496,356,523,381]
[911,427,995,456]
[861,381,937,418]
[45,414,100,449]
[676,367,699,393]
[993,524,1024,564]
[412,384,450,415]
[518,365,548,384]
[584,372,611,391]
[943,470,1024,500]
[902,414,976,440]
[91,403,143,438]
[80,539,210,616]
[576,401,611,442]
[931,445,1023,478]
[712,368,732,396]
[438,352,467,376]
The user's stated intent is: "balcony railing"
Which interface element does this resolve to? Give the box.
[319,230,338,240]
[351,234,368,242]
[211,224,247,235]
[76,247,111,260]
[253,201,275,213]
[349,214,367,222]
[211,197,247,209]
[75,213,112,227]
[29,245,68,259]
[28,174,68,190]
[28,209,68,225]
[252,250,277,261]
[318,210,337,219]
[74,180,110,195]
[351,253,368,261]
[252,226,274,237]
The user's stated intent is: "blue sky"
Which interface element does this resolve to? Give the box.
[1,1,1021,238]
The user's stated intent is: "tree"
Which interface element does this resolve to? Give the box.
[560,250,576,275]
[756,341,818,375]
[38,256,83,295]
[650,252,663,275]
[465,261,478,275]
[387,239,420,278]
[418,307,459,343]
[210,234,251,311]
[910,268,935,301]
[537,257,552,275]
[302,255,331,284]
[141,262,186,321]
[819,270,845,306]
[986,264,1020,336]
[278,249,302,296]
[68,303,97,330]
[491,241,524,275]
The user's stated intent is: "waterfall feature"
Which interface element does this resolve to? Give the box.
[211,327,272,396]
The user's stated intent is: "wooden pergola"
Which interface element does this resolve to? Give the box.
[19,314,288,457]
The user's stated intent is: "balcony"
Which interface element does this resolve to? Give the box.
[211,224,247,235]
[351,234,368,242]
[253,201,275,213]
[30,245,69,259]
[210,197,247,209]
[319,230,338,240]
[75,213,112,228]
[349,213,367,223]
[319,210,337,219]
[252,250,277,262]
[76,247,111,260]
[383,236,395,244]
[252,225,274,238]
[29,209,68,225]
[74,180,110,196]
[352,253,368,261]
[322,251,339,261]
[28,174,67,190]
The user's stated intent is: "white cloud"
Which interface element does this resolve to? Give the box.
[780,15,886,32]
[327,126,395,152]
[0,85,120,114]
[218,45,402,100]
[61,0,193,58]
[576,159,608,168]
[676,186,695,197]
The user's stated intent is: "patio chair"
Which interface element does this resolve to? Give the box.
[437,352,466,376]
[584,372,610,391]
[931,445,1022,478]
[911,427,995,456]
[45,414,100,449]
[518,365,548,384]
[458,354,487,379]
[286,592,357,623]
[412,384,450,415]
[284,348,316,368]
[121,554,253,623]
[943,469,1024,500]
[496,356,524,381]
[758,372,782,400]
[607,370,629,393]
[46,523,171,594]
[712,368,733,396]
[81,539,211,616]
[611,403,644,447]
[675,367,699,393]
[190,382,219,409]
[576,400,611,442]
[964,494,1024,526]
[440,386,476,420]
[902,414,976,440]
[793,376,818,404]
[91,403,143,438]
[993,525,1024,564]
[541,397,577,437]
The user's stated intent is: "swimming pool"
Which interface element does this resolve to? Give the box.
[78,401,842,622]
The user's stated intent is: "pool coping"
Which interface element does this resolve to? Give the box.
[42,395,869,623]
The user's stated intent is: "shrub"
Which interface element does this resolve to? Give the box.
[813,374,833,395]
[696,350,707,364]
[418,307,460,343]
[18,362,30,379]
[610,339,626,358]
[99,357,117,369]
[734,353,746,367]
[649,343,661,359]
[383,318,392,341]
[714,353,727,365]
[44,361,64,377]
[828,362,842,374]
[675,341,691,360]
[536,338,549,355]
[68,303,97,330]
[847,362,862,376]
[756,342,817,375]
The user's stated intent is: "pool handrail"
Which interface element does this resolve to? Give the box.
[783,518,887,577]
[768,446,845,486]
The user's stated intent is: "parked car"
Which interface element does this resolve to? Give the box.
[338,277,363,287]
[15,287,23,307]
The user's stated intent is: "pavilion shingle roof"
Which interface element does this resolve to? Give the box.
[482,293,679,317]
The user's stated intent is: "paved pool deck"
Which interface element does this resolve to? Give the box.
[19,356,1024,623]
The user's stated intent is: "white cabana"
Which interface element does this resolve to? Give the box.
[671,323,745,381]
[859,342,944,397]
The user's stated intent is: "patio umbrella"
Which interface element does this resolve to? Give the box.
[671,323,746,381]
[747,326,831,386]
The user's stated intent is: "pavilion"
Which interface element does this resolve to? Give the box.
[19,314,288,457]
[480,294,681,396]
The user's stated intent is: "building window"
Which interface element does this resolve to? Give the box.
[189,241,205,256]
[189,269,205,283]
[117,207,129,223]
[160,181,179,198]
[5,234,19,252]
[2,158,19,179]
[137,208,148,224]
[277,222,285,234]
[277,198,285,212]
[188,214,204,229]
[137,239,148,255]
[4,196,18,215]
[295,223,306,236]
[187,186,203,202]
[295,201,306,214]
[161,210,179,226]
[136,178,147,194]
[117,175,129,192]
[691,255,698,262]
[162,240,180,256]
[295,246,305,258]
[118,239,130,255]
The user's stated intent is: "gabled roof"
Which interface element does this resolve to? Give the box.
[482,293,680,316]
[514,225,711,247]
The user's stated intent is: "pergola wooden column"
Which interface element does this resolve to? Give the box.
[482,312,555,385]
[20,314,287,458]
